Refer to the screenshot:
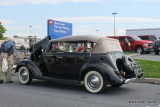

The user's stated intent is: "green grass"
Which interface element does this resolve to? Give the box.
[134,59,160,78]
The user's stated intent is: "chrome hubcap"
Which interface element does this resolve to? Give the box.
[88,74,101,90]
[20,69,29,81]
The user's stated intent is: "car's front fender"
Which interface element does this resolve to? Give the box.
[80,61,124,84]
[15,59,42,78]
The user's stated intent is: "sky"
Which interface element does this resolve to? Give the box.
[0,0,160,38]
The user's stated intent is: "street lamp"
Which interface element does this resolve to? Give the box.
[29,26,32,36]
[34,36,37,43]
[112,12,117,36]
[96,30,99,36]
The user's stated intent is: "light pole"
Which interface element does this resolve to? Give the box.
[29,26,32,36]
[34,36,37,43]
[112,12,117,36]
[96,30,99,36]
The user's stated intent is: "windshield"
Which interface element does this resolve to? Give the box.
[132,36,142,41]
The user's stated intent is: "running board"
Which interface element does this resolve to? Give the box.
[125,78,136,84]
[41,76,81,85]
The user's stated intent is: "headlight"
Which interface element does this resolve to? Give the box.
[143,43,148,46]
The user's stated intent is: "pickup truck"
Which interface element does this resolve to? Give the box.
[108,36,153,54]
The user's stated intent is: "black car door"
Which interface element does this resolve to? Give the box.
[63,42,91,79]
[43,42,65,76]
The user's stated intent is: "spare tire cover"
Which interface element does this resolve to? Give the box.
[122,55,136,77]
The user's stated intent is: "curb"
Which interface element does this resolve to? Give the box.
[133,78,160,84]
[129,53,140,57]
[129,54,160,84]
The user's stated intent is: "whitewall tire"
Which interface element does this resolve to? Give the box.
[18,66,32,85]
[84,71,105,93]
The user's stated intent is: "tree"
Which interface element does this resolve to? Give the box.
[0,22,6,40]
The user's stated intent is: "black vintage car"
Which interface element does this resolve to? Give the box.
[153,39,160,55]
[15,35,143,93]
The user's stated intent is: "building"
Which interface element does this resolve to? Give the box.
[126,28,160,39]
[13,36,41,49]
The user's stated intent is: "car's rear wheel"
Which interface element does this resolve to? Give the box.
[18,66,32,85]
[84,71,105,93]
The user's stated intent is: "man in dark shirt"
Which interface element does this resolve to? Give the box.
[0,38,16,83]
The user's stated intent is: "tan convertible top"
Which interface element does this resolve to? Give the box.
[50,35,103,43]
[50,35,123,53]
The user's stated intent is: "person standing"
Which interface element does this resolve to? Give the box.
[0,38,16,83]
[124,38,131,52]
[19,45,26,50]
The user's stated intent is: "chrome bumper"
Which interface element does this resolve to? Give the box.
[143,47,154,52]
[125,78,136,84]
[134,61,144,79]
[125,61,144,84]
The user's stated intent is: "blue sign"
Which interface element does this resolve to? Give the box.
[48,19,72,39]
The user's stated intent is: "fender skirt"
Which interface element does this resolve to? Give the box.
[15,59,42,78]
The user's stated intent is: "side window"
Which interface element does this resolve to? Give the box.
[76,43,85,52]
[140,36,148,40]
[47,42,69,52]
[67,41,93,53]
[127,37,134,42]
[67,43,76,52]
[58,42,69,52]
[119,37,125,41]
[84,41,94,53]
[48,41,94,53]
[67,41,94,53]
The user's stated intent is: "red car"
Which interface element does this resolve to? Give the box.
[108,36,153,53]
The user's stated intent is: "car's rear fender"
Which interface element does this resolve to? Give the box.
[80,61,124,84]
[15,59,43,78]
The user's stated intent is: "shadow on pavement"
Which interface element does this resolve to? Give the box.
[22,79,134,95]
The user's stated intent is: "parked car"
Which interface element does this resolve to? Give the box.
[138,35,157,42]
[108,36,153,54]
[153,39,160,55]
[15,35,143,93]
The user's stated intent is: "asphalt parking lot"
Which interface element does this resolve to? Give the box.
[131,52,160,61]
[0,74,160,107]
